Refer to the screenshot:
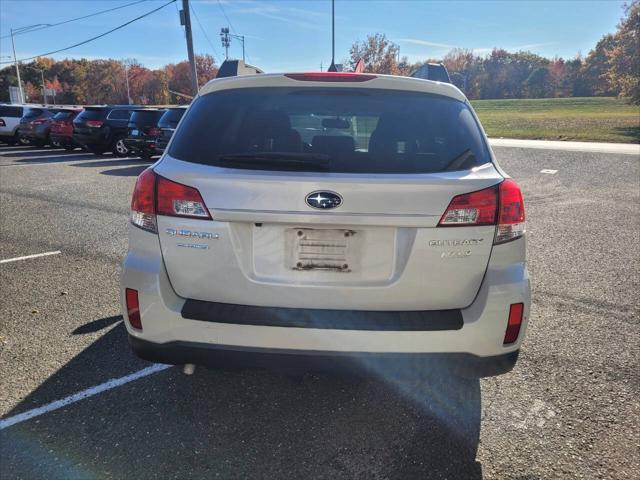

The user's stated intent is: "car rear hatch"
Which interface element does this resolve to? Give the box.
[157,108,187,146]
[50,110,78,136]
[152,79,504,311]
[73,107,106,135]
[128,110,164,139]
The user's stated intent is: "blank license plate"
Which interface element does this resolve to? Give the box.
[131,129,139,136]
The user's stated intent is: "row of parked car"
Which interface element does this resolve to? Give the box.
[0,104,187,158]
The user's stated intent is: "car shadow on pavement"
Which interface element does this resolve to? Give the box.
[72,315,123,334]
[100,165,149,177]
[12,154,103,164]
[4,149,85,159]
[1,323,483,480]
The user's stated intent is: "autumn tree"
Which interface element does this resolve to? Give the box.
[348,33,409,75]
[606,0,639,103]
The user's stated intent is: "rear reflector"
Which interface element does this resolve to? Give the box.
[285,72,376,82]
[156,176,211,219]
[125,288,142,330]
[438,185,498,226]
[504,303,524,344]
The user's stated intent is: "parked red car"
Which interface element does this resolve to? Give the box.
[50,108,83,150]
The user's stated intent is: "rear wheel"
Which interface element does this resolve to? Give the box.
[63,144,76,151]
[112,136,129,157]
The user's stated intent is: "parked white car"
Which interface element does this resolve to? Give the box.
[0,104,24,145]
[121,72,530,378]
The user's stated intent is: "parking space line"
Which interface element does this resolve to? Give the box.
[0,364,171,430]
[0,251,62,264]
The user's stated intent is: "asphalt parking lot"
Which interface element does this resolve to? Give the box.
[0,144,638,479]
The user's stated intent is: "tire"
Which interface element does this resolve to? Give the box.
[139,151,153,160]
[112,136,129,157]
[63,144,76,151]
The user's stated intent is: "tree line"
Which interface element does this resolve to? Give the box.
[0,54,218,105]
[348,0,638,103]
[0,1,636,105]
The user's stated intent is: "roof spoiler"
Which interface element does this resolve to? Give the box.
[410,63,451,83]
[216,59,264,79]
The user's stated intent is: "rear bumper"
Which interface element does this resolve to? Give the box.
[124,137,157,152]
[50,134,75,145]
[129,335,519,378]
[73,131,108,147]
[121,228,530,377]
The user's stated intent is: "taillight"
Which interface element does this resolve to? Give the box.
[125,288,142,330]
[32,119,47,125]
[156,175,211,219]
[147,127,161,137]
[130,168,157,233]
[86,120,103,128]
[503,303,524,344]
[285,72,376,82]
[495,179,525,244]
[438,179,525,244]
[438,185,498,226]
[130,168,211,233]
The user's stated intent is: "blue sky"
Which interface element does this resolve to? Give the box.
[0,0,628,71]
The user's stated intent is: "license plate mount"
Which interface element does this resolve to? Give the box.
[287,228,358,272]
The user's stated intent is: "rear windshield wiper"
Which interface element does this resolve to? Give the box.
[217,152,330,171]
[442,148,476,172]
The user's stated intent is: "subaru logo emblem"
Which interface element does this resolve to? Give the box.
[305,191,342,210]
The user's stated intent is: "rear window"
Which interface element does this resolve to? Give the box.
[77,109,106,121]
[107,109,132,120]
[23,108,44,118]
[169,87,490,174]
[129,110,165,126]
[158,108,186,127]
[0,106,23,117]
[53,111,76,120]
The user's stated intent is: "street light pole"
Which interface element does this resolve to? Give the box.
[40,69,46,105]
[9,24,52,104]
[123,61,132,104]
[10,29,24,103]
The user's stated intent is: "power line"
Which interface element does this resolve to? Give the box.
[216,0,237,34]
[0,0,177,65]
[190,2,222,61]
[0,0,150,40]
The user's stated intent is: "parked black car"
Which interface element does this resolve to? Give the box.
[124,109,166,159]
[19,107,59,147]
[73,106,137,156]
[156,106,188,153]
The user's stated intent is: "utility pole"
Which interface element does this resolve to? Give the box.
[10,29,24,103]
[181,0,198,96]
[123,61,132,104]
[328,0,337,72]
[40,70,46,105]
[220,27,230,60]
